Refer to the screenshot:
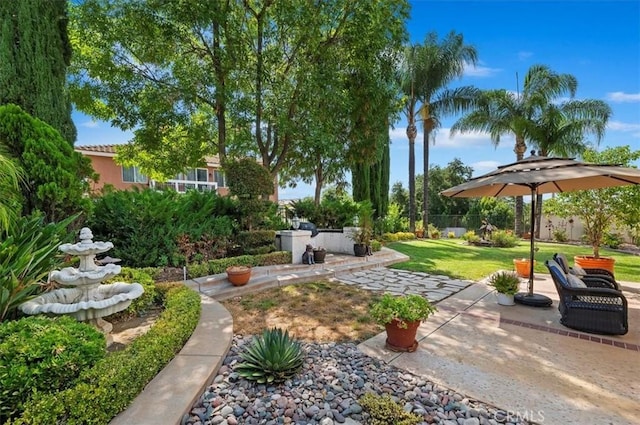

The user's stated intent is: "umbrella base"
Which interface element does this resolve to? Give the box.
[514,292,553,307]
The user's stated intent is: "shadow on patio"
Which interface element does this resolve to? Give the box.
[359,274,639,425]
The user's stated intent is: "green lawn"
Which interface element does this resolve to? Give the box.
[388,239,639,283]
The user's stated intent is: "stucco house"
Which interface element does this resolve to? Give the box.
[75,144,230,196]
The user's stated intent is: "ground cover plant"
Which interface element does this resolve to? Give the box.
[222,281,383,343]
[388,238,639,282]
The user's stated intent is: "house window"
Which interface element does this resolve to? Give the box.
[213,170,226,187]
[175,168,208,182]
[122,166,148,183]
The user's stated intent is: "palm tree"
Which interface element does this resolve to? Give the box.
[398,44,420,232]
[451,64,578,235]
[528,99,611,236]
[415,31,478,233]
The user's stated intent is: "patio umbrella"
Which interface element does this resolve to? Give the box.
[441,153,640,307]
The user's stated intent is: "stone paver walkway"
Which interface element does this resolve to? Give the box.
[335,267,473,303]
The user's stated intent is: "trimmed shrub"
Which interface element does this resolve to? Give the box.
[234,230,276,255]
[462,230,480,244]
[104,267,157,318]
[491,230,518,248]
[14,285,201,425]
[0,316,106,422]
[186,251,291,278]
[370,240,382,252]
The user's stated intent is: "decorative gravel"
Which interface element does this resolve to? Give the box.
[184,336,529,425]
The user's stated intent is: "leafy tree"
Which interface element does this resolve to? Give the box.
[463,197,515,231]
[543,146,640,258]
[70,0,409,189]
[414,31,478,235]
[226,158,275,231]
[452,64,578,235]
[426,158,473,216]
[528,99,611,237]
[0,0,76,144]
[0,104,95,223]
[390,182,409,217]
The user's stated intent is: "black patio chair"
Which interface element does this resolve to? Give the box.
[553,253,619,290]
[545,259,628,335]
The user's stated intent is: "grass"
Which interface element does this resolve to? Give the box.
[388,239,639,282]
[222,281,383,343]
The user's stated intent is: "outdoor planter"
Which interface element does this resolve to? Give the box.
[226,266,252,286]
[574,255,615,275]
[313,249,327,264]
[384,319,421,352]
[353,243,367,257]
[513,258,535,278]
[496,293,515,306]
[369,294,437,353]
[488,271,520,306]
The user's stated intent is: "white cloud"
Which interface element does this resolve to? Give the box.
[463,62,501,78]
[517,51,533,61]
[471,160,501,175]
[79,120,99,128]
[608,120,640,137]
[606,92,640,103]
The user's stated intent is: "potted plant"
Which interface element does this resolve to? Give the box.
[350,202,373,257]
[414,221,425,239]
[488,271,521,305]
[226,265,252,286]
[369,293,437,352]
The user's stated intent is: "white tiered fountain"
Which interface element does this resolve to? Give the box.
[20,227,144,345]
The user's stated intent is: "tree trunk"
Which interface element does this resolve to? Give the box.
[407,123,417,232]
[513,137,527,235]
[422,127,430,235]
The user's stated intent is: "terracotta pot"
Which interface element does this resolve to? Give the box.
[226,266,251,286]
[522,232,531,240]
[415,230,424,238]
[513,258,535,278]
[574,255,615,274]
[384,319,420,352]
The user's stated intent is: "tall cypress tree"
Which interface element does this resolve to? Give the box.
[0,0,76,144]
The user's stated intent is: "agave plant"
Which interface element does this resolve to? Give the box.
[235,328,304,384]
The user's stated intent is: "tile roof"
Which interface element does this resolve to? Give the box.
[75,144,118,154]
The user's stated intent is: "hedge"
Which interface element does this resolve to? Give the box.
[186,251,292,279]
[13,284,201,425]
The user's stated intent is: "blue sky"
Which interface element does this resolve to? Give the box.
[74,0,640,200]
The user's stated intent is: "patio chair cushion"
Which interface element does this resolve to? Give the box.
[571,264,587,276]
[566,274,587,288]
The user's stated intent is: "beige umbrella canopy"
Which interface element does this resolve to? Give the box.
[441,154,640,306]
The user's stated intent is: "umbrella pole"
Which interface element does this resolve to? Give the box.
[514,186,552,307]
[528,187,536,295]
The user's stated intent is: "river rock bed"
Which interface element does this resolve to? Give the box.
[184,336,529,425]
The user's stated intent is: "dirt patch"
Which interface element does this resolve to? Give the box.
[105,280,383,351]
[108,306,163,352]
[221,281,384,343]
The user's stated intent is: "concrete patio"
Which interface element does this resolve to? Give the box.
[359,274,640,425]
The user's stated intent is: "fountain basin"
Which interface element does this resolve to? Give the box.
[58,240,114,256]
[20,282,144,321]
[51,263,121,287]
